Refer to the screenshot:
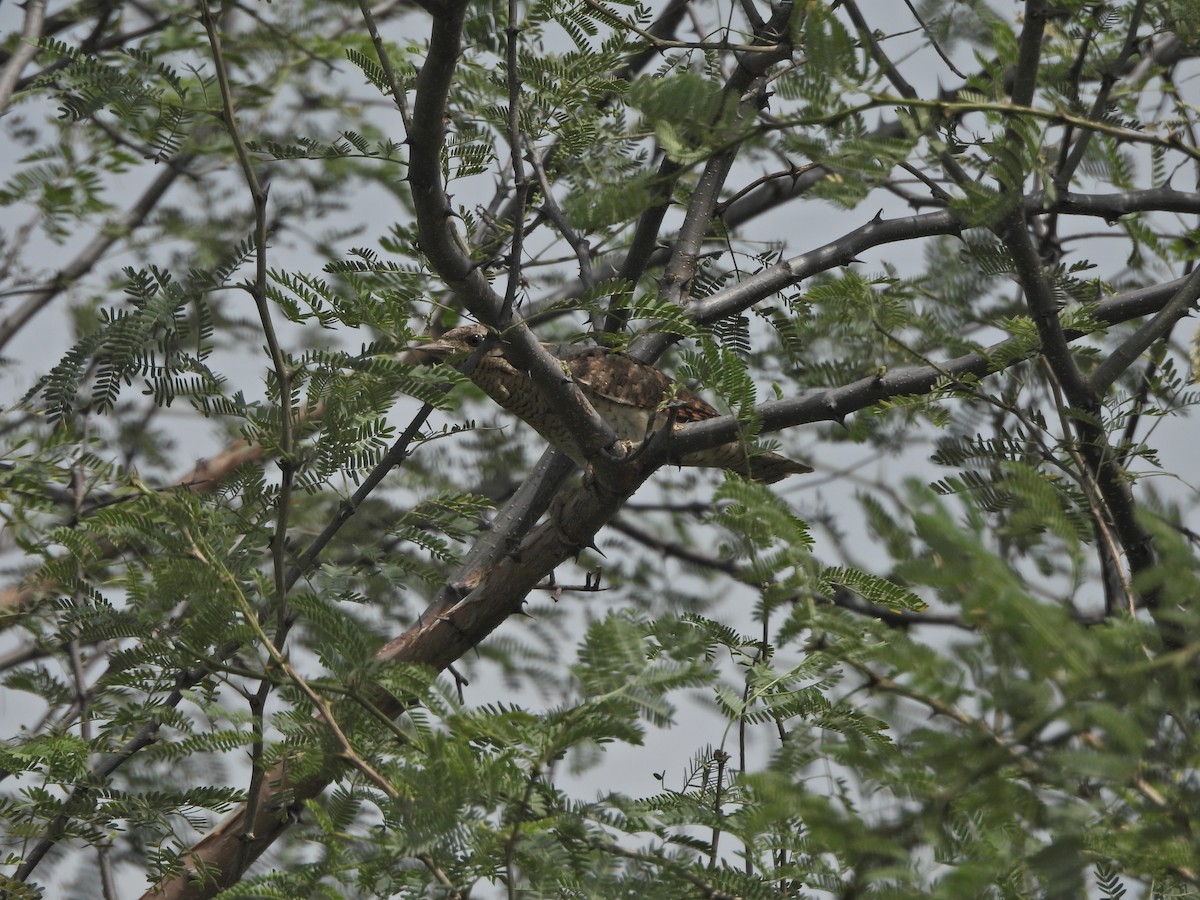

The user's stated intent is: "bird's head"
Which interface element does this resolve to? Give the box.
[414,324,502,365]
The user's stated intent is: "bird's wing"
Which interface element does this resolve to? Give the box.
[564,349,721,422]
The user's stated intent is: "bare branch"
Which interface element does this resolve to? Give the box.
[1089,265,1200,394]
[0,0,46,113]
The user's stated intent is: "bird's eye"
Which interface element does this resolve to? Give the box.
[466,332,484,347]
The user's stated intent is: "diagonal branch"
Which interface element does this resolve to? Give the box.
[0,0,46,113]
[1089,264,1200,395]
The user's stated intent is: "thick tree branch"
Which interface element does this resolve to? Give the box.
[988,2,1169,638]
[668,277,1191,456]
[653,208,963,352]
[1005,214,1095,407]
[1089,265,1200,394]
[550,185,1200,340]
[1010,0,1048,109]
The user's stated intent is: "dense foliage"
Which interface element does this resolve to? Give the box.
[2,0,1200,897]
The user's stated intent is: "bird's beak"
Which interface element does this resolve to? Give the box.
[397,338,459,366]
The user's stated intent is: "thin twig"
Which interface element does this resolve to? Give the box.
[759,95,1200,164]
[200,0,298,857]
[357,0,413,132]
[500,0,530,327]
[415,853,465,899]
[16,685,191,881]
[187,530,400,800]
[708,748,728,869]
[503,767,540,900]
[530,150,595,293]
[1040,358,1135,615]
[1052,0,1147,190]
[842,0,916,98]
[901,0,965,78]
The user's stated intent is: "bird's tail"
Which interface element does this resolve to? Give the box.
[680,445,812,484]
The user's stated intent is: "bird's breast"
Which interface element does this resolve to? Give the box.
[583,392,660,442]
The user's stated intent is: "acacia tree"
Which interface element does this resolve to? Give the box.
[2,0,1200,896]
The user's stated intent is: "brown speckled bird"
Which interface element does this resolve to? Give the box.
[421,324,811,484]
